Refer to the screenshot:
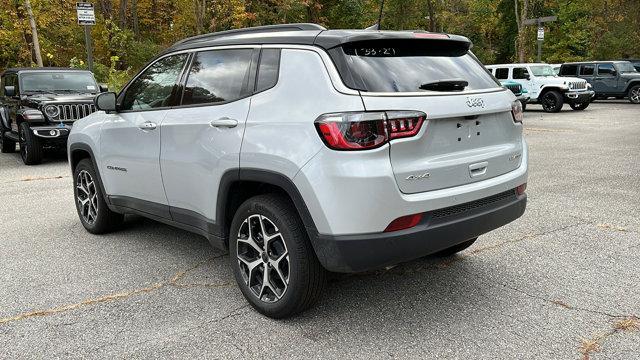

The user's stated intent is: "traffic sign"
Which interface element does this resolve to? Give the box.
[76,2,95,26]
[537,27,545,40]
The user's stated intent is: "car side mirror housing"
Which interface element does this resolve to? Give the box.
[95,92,117,113]
[525,74,531,80]
[4,86,15,97]
[99,83,109,92]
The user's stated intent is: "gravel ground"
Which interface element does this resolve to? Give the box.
[1,101,639,359]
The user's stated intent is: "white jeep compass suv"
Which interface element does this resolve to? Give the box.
[68,24,528,318]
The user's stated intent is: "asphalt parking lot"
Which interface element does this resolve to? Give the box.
[1,101,639,359]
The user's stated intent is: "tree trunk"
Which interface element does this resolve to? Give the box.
[426,0,436,32]
[132,0,139,37]
[23,0,43,67]
[514,0,528,62]
[119,0,128,29]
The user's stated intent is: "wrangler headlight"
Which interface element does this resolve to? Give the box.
[44,105,59,119]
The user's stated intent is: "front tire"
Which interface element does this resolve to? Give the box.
[520,100,527,112]
[629,85,640,104]
[229,194,327,318]
[19,122,43,165]
[569,102,589,110]
[73,159,124,234]
[541,91,564,113]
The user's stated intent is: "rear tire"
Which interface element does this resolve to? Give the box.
[73,159,124,234]
[19,122,43,165]
[435,238,478,257]
[629,85,640,104]
[569,102,589,111]
[229,194,327,319]
[541,91,564,113]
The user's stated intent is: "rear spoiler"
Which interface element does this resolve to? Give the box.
[313,30,472,50]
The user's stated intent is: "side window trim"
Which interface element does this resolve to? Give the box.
[116,52,190,113]
[174,47,259,109]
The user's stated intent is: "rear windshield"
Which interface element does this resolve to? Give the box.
[338,40,500,92]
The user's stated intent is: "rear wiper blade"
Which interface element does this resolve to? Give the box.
[419,79,469,91]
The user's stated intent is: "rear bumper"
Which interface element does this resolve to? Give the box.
[311,191,527,273]
[564,90,595,103]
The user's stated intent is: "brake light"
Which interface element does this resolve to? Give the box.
[414,33,449,39]
[384,213,423,232]
[511,100,523,123]
[315,111,426,151]
[516,183,527,195]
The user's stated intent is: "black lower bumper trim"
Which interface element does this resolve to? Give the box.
[310,193,527,273]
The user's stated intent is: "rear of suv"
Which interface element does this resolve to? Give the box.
[68,24,528,318]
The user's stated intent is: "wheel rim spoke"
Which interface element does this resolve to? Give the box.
[236,213,289,303]
[76,170,98,225]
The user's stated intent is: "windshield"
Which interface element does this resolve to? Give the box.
[339,39,500,92]
[20,72,98,93]
[617,62,637,73]
[529,65,556,77]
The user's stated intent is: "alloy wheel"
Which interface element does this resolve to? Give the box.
[542,93,557,111]
[76,170,99,225]
[236,214,290,303]
[630,88,640,103]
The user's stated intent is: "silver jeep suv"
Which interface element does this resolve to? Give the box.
[68,24,528,318]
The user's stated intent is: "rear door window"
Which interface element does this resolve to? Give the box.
[597,63,616,76]
[580,65,595,76]
[255,49,281,93]
[337,39,499,92]
[495,68,509,80]
[181,49,254,105]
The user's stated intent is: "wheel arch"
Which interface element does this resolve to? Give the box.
[69,143,111,207]
[538,86,565,98]
[218,168,319,247]
[624,80,640,94]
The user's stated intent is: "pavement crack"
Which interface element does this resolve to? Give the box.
[0,254,228,326]
[579,316,639,360]
[1,175,70,184]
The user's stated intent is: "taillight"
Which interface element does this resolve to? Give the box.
[516,183,527,195]
[315,111,426,151]
[384,213,423,232]
[511,100,523,123]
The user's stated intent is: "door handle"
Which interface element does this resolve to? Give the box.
[469,161,488,178]
[139,121,157,130]
[209,117,238,128]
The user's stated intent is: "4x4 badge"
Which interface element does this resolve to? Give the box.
[466,97,485,108]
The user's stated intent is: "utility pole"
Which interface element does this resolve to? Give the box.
[523,16,557,62]
[24,0,43,67]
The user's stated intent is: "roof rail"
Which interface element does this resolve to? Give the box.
[172,23,326,47]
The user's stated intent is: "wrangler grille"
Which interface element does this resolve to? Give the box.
[504,83,522,95]
[568,81,587,90]
[52,103,96,121]
[431,190,517,220]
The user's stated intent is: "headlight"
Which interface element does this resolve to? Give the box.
[44,105,59,119]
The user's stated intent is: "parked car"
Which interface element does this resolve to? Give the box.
[501,80,530,111]
[0,68,103,164]
[68,24,528,318]
[486,63,594,112]
[559,61,640,104]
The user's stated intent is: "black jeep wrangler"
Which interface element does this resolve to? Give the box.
[559,61,640,104]
[0,68,104,165]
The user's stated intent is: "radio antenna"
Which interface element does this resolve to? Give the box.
[377,0,385,30]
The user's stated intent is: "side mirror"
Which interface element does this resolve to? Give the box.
[611,70,617,77]
[4,86,15,97]
[525,74,531,80]
[95,92,117,112]
[99,83,109,92]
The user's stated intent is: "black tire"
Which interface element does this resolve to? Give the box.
[520,100,527,112]
[435,238,478,257]
[0,131,16,153]
[18,122,43,165]
[73,159,124,234]
[569,102,590,111]
[229,194,327,318]
[540,91,564,113]
[629,85,640,104]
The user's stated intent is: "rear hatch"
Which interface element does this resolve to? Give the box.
[331,36,524,194]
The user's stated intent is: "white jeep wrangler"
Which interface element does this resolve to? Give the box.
[487,63,594,112]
